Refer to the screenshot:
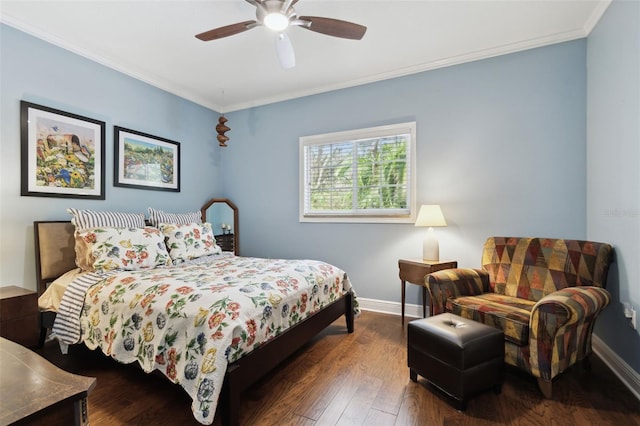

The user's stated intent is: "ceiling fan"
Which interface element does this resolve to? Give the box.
[195,0,367,69]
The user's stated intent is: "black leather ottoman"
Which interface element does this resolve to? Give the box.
[408,313,504,410]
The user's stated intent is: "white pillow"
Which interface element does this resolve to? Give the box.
[159,222,221,264]
[75,226,171,273]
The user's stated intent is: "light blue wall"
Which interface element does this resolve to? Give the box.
[0,24,223,290]
[222,40,588,306]
[4,11,635,376]
[587,0,640,373]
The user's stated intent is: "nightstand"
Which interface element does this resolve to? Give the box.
[0,286,39,348]
[215,233,235,252]
[398,258,457,324]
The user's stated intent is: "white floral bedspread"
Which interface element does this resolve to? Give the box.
[54,255,357,425]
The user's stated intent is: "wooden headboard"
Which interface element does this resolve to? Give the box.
[34,221,76,297]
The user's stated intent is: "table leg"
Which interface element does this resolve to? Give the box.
[73,397,89,426]
[401,279,406,324]
[422,286,427,318]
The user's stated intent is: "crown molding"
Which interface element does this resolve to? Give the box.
[224,28,590,112]
[0,15,223,113]
[583,0,612,35]
[3,5,610,114]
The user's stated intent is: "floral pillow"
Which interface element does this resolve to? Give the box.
[159,222,221,264]
[75,226,171,273]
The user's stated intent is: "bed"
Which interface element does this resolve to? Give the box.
[34,208,356,426]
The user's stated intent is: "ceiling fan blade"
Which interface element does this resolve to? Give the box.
[275,33,295,69]
[298,16,367,40]
[195,20,257,41]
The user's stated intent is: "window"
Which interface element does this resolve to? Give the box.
[300,122,416,223]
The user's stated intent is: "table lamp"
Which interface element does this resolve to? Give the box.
[415,204,447,261]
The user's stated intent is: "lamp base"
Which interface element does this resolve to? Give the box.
[423,228,440,262]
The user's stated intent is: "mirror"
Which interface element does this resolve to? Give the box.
[201,198,239,255]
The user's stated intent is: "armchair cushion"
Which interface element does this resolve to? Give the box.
[448,294,534,345]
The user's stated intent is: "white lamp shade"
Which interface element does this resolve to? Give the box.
[415,205,447,227]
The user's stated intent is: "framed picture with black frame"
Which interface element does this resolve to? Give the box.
[114,126,180,192]
[20,101,106,199]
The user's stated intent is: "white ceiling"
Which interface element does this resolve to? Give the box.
[1,0,610,112]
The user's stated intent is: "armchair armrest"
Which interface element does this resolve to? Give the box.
[425,268,490,315]
[529,286,611,380]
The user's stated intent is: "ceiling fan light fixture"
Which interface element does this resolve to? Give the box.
[264,12,289,31]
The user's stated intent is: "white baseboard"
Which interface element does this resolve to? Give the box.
[358,297,640,402]
[358,297,428,319]
[592,334,640,400]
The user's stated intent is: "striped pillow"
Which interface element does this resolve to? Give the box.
[67,208,146,231]
[148,207,202,227]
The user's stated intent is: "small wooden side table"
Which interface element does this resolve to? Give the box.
[399,258,457,324]
[215,233,235,252]
[0,286,39,348]
[0,337,96,425]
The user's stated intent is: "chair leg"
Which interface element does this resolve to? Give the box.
[455,398,467,412]
[582,354,592,371]
[410,368,418,382]
[537,378,552,399]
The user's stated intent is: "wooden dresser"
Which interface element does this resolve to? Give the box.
[0,286,39,348]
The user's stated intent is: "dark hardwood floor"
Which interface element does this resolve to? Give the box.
[36,311,640,425]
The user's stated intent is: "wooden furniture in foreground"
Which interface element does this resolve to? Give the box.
[0,337,96,425]
[0,286,39,348]
[398,258,457,324]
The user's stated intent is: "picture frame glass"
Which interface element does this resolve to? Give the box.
[115,127,180,192]
[21,101,105,199]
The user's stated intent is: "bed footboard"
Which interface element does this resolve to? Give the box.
[220,292,354,426]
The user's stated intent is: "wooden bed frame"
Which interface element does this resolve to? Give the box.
[34,220,354,426]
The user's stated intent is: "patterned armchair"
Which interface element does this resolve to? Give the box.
[425,237,613,398]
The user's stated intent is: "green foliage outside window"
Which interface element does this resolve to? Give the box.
[305,134,409,214]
